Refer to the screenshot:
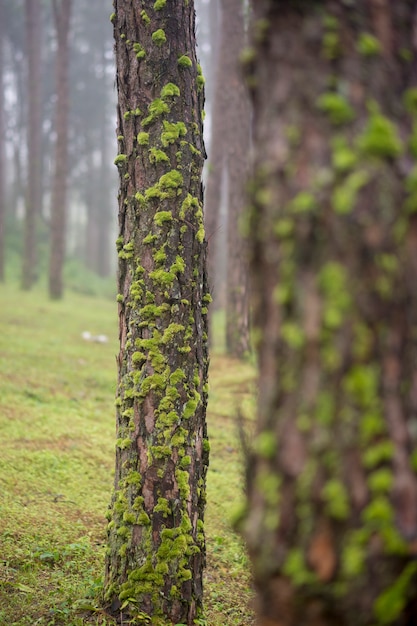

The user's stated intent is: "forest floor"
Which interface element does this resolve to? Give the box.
[0,282,257,626]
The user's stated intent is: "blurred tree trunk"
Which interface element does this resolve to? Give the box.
[205,0,251,356]
[224,0,251,358]
[0,0,5,282]
[96,39,112,279]
[204,0,227,314]
[104,2,209,625]
[49,0,72,299]
[22,0,42,290]
[243,2,417,625]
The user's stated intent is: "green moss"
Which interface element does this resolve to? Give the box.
[169,369,186,385]
[374,563,417,624]
[317,93,355,125]
[178,55,192,68]
[161,323,185,344]
[283,548,316,586]
[322,31,341,60]
[154,211,172,226]
[255,431,276,460]
[137,132,149,145]
[357,104,402,159]
[331,137,357,172]
[151,29,167,45]
[183,394,200,419]
[110,12,116,22]
[363,440,395,469]
[160,83,180,99]
[142,98,170,126]
[140,9,150,24]
[368,468,394,493]
[114,153,128,166]
[290,191,317,214]
[357,32,381,56]
[322,479,349,520]
[116,438,132,449]
[281,322,305,349]
[332,169,369,215]
[343,364,379,407]
[159,170,183,189]
[133,42,146,59]
[341,540,365,578]
[404,88,417,116]
[161,121,187,146]
[175,468,190,499]
[154,0,166,8]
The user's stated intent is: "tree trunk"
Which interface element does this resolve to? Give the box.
[49,0,72,300]
[0,0,5,282]
[22,0,43,290]
[104,2,209,625]
[224,0,251,358]
[243,2,417,625]
[204,0,227,315]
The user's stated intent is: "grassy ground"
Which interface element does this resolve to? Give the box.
[0,283,256,626]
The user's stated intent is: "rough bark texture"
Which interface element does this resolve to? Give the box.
[224,0,251,359]
[0,0,5,282]
[243,2,417,625]
[22,0,42,290]
[104,3,209,625]
[49,0,71,299]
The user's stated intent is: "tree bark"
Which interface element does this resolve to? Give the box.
[243,2,417,625]
[22,0,43,290]
[104,2,209,624]
[49,0,72,299]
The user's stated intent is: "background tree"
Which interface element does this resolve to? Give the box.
[223,0,251,358]
[104,2,209,625]
[0,0,5,282]
[204,0,251,356]
[21,0,42,290]
[242,2,417,625]
[49,0,72,299]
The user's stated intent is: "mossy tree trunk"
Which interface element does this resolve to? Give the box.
[104,2,209,625]
[242,2,417,625]
[22,0,43,290]
[49,0,72,300]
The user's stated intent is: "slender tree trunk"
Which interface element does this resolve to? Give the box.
[204,0,227,312]
[22,0,43,290]
[243,2,417,625]
[49,0,72,299]
[104,2,209,624]
[224,0,251,358]
[0,0,5,282]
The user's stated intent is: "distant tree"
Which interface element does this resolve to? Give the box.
[203,0,227,314]
[223,0,251,358]
[0,0,5,281]
[104,2,209,625]
[241,2,417,626]
[21,0,43,290]
[69,0,115,277]
[204,0,251,356]
[49,0,72,299]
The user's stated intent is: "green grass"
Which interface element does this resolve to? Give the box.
[0,282,256,625]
